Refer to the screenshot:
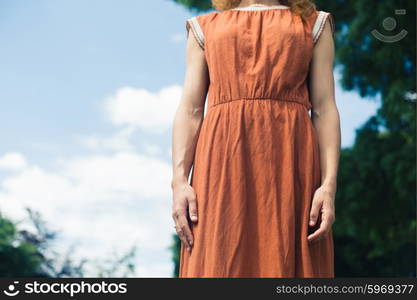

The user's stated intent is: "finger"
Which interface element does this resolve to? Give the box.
[309,198,322,226]
[173,212,191,250]
[175,227,187,247]
[188,194,198,223]
[177,228,191,251]
[308,220,330,243]
[179,215,194,246]
[307,227,326,243]
[178,215,194,251]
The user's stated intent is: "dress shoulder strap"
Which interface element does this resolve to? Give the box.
[186,16,205,50]
[312,10,335,44]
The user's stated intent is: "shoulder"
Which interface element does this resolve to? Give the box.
[185,11,219,50]
[185,11,218,36]
[304,9,334,26]
[303,9,335,44]
[187,11,218,26]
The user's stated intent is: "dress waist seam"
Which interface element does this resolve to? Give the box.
[208,97,311,110]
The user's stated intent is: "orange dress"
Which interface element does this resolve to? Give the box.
[180,4,336,278]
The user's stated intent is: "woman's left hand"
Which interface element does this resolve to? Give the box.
[307,184,336,243]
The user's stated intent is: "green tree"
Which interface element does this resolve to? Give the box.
[0,214,42,276]
[173,0,213,11]
[0,208,137,277]
[172,0,416,277]
[322,0,416,277]
[171,235,181,277]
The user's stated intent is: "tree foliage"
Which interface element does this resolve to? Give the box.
[172,0,213,12]
[0,208,137,277]
[0,214,41,277]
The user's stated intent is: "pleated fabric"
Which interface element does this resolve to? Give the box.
[180,5,335,278]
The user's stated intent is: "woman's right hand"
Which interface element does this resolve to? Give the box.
[171,180,198,252]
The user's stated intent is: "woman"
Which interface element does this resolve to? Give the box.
[171,0,341,278]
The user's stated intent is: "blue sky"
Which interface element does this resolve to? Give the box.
[0,0,379,277]
[0,0,191,163]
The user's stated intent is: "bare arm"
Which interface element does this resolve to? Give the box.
[307,19,341,243]
[171,27,209,252]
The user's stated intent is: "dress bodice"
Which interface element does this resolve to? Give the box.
[186,5,335,110]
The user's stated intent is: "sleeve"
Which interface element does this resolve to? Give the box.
[186,16,205,50]
[312,10,335,44]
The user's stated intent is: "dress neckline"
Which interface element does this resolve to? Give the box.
[231,4,290,11]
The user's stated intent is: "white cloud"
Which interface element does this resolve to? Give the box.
[334,69,380,147]
[104,85,182,133]
[142,143,163,156]
[0,151,175,277]
[0,85,182,277]
[79,126,136,152]
[0,152,27,171]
